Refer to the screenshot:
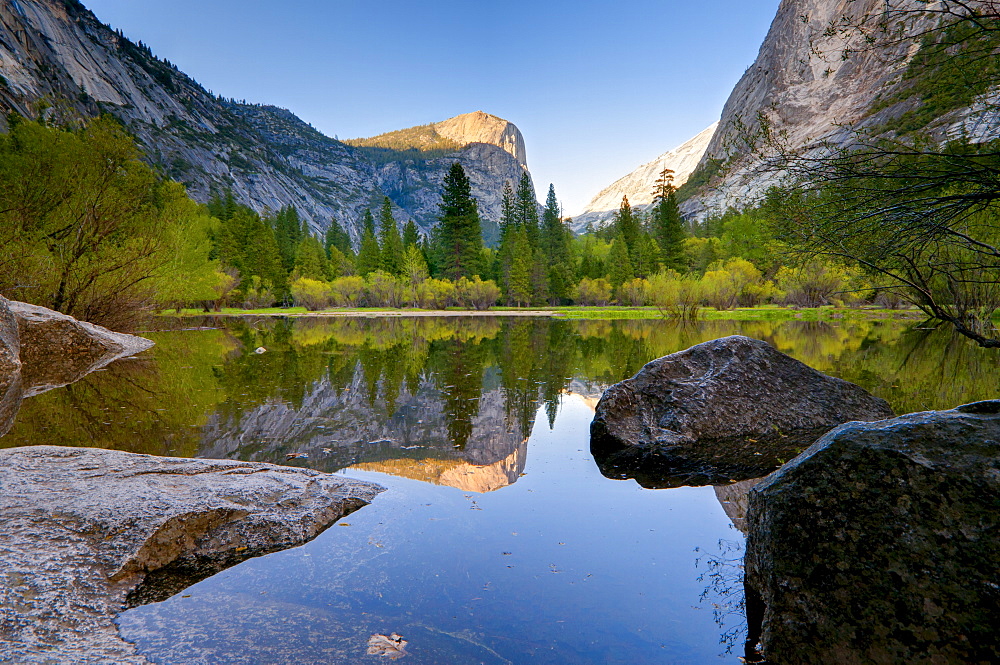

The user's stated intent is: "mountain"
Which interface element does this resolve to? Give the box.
[680,0,999,218]
[0,0,532,239]
[578,0,998,224]
[572,123,716,231]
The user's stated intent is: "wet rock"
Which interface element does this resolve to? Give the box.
[7,300,154,395]
[0,295,19,373]
[0,445,384,664]
[590,335,893,486]
[745,401,1000,665]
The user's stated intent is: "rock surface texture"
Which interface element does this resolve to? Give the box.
[7,300,154,396]
[590,335,893,485]
[0,296,19,373]
[0,446,383,664]
[745,401,1000,665]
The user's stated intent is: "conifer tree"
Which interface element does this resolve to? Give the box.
[324,217,352,259]
[293,234,329,280]
[272,206,304,274]
[356,208,381,276]
[506,226,533,306]
[608,237,634,291]
[378,196,404,275]
[651,168,686,271]
[514,172,540,246]
[541,184,573,304]
[433,163,483,281]
[613,195,640,254]
[500,180,516,241]
[402,220,421,248]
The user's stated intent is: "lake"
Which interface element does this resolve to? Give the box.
[2,315,996,664]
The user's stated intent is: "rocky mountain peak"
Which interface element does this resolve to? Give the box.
[434,111,527,168]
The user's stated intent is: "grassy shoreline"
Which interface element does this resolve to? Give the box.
[160,304,927,322]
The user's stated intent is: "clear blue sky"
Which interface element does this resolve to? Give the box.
[82,0,779,215]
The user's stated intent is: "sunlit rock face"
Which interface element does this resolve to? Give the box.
[0,1,535,238]
[746,401,1000,665]
[0,445,382,664]
[590,335,894,486]
[682,0,995,219]
[573,123,717,231]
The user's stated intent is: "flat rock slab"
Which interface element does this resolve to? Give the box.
[591,335,893,486]
[746,401,1000,665]
[0,446,384,664]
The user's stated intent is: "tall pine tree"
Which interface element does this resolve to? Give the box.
[378,196,404,275]
[433,163,483,281]
[356,208,381,276]
[514,172,540,246]
[651,168,686,271]
[324,217,352,259]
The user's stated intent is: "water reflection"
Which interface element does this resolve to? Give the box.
[4,316,1000,491]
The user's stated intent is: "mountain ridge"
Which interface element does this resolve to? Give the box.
[0,0,532,239]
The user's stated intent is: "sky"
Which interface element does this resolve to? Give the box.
[81,0,780,216]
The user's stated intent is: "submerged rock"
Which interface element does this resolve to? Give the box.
[8,300,154,396]
[745,401,1000,665]
[0,445,383,664]
[590,335,893,486]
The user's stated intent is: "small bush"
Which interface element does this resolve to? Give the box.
[574,277,612,306]
[290,277,332,311]
[455,276,500,310]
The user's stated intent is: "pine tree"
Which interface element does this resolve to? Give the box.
[500,180,516,241]
[402,220,421,249]
[293,234,329,280]
[608,237,634,291]
[356,208,381,276]
[324,217,352,258]
[506,226,532,306]
[272,206,304,274]
[541,184,573,303]
[514,172,540,246]
[651,168,686,271]
[378,196,404,275]
[433,163,483,281]
[613,195,640,254]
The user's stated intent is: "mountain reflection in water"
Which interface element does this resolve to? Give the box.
[4,315,999,663]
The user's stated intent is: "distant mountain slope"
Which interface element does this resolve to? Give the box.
[0,0,533,239]
[573,123,716,231]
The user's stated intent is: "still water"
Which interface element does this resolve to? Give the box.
[3,315,995,664]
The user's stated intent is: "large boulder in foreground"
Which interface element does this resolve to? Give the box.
[746,401,1000,665]
[0,446,384,664]
[590,335,893,486]
[8,300,154,395]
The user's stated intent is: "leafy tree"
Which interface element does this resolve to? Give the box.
[378,197,404,275]
[505,226,533,306]
[356,208,381,277]
[433,162,483,281]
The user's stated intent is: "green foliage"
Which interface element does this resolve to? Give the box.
[650,169,687,270]
[402,220,421,248]
[290,277,333,311]
[607,238,634,291]
[271,206,303,274]
[293,233,329,281]
[356,209,381,276]
[455,276,501,310]
[873,19,1000,136]
[0,115,222,326]
[324,217,352,259]
[774,259,862,308]
[432,163,483,281]
[648,271,703,319]
[378,197,404,275]
[573,277,613,306]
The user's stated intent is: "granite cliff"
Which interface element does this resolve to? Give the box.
[573,123,716,231]
[580,0,998,223]
[0,0,533,239]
